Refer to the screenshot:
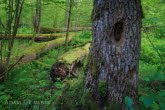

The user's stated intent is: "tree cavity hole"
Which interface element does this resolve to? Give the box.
[114,21,124,42]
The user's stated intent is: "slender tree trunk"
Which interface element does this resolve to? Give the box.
[65,0,72,46]
[85,0,142,109]
[6,0,24,65]
[0,18,5,33]
[53,10,58,28]
[5,0,25,78]
[4,0,13,66]
[64,0,69,27]
[5,0,13,41]
[35,0,41,34]
[32,0,41,35]
[75,0,79,27]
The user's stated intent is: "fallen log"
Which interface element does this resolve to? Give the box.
[14,34,74,63]
[40,27,92,33]
[50,43,91,81]
[0,34,65,41]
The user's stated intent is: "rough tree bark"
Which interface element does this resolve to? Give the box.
[85,0,142,109]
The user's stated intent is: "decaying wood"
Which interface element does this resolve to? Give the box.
[14,34,74,64]
[40,27,92,33]
[50,43,91,82]
[0,34,65,41]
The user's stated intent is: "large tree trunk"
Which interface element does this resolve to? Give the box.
[85,0,142,109]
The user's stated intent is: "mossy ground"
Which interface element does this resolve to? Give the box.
[0,32,164,110]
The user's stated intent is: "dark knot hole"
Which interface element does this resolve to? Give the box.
[114,21,124,42]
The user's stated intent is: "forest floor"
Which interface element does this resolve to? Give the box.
[0,32,164,110]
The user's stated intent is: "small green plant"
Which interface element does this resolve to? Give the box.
[98,80,107,98]
[124,96,134,110]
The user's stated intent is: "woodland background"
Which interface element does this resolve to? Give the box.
[0,0,164,109]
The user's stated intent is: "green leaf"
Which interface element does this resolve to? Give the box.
[151,102,160,110]
[124,96,133,107]
[51,107,57,110]
[39,80,48,87]
[140,96,153,107]
[33,105,39,110]
[158,90,165,97]
[0,95,10,102]
[144,77,150,82]
[0,85,5,91]
[159,102,165,110]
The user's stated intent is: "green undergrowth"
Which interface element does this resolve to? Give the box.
[53,61,164,110]
[139,61,165,110]
[0,31,164,110]
[139,34,165,109]
[0,39,33,57]
[0,32,92,110]
[54,68,98,110]
[140,33,165,65]
[53,34,165,109]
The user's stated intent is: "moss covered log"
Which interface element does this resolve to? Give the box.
[50,43,91,81]
[40,27,92,33]
[0,34,65,41]
[15,35,74,63]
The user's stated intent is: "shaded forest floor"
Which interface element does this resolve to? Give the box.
[0,32,164,110]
